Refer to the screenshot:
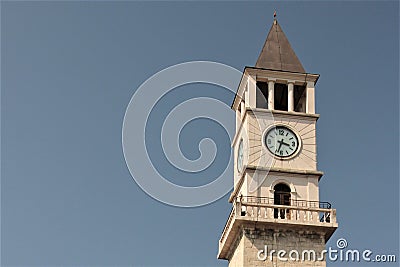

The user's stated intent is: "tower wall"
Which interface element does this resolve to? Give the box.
[229,226,326,267]
[227,230,245,267]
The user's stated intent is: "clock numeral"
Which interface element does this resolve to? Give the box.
[267,139,271,145]
[278,129,284,135]
[292,141,295,147]
[279,151,283,156]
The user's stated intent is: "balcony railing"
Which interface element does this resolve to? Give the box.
[218,196,337,259]
[239,196,332,209]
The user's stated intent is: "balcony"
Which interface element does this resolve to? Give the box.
[218,196,338,259]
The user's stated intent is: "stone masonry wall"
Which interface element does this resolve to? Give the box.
[229,226,326,267]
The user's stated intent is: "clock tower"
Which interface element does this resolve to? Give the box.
[217,18,338,266]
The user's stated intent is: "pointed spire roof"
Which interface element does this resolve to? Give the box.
[255,19,305,73]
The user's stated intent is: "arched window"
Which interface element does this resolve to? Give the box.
[274,183,291,219]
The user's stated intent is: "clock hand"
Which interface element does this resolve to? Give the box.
[281,141,291,147]
[276,139,284,153]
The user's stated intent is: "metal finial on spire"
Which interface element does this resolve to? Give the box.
[273,10,277,18]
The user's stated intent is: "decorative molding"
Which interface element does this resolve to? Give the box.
[270,178,297,193]
[246,165,324,178]
[249,108,320,120]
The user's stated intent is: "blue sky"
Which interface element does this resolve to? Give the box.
[2,1,399,266]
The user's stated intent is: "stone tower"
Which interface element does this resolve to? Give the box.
[217,19,338,266]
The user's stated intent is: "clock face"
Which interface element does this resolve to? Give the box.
[264,126,300,158]
[237,139,244,172]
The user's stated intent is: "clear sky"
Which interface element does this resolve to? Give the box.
[2,1,399,266]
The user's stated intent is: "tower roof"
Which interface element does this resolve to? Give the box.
[255,19,306,73]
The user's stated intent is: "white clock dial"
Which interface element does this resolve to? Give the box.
[237,139,244,172]
[265,126,299,158]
